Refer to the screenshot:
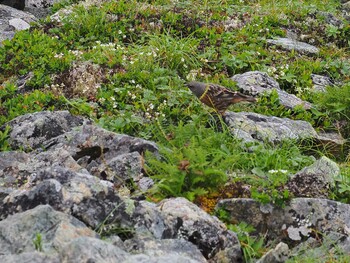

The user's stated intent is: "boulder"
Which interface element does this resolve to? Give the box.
[0,205,97,255]
[224,111,318,143]
[0,4,36,45]
[231,71,312,109]
[256,242,289,263]
[1,110,91,151]
[311,74,335,92]
[286,156,340,198]
[216,198,350,249]
[267,38,319,55]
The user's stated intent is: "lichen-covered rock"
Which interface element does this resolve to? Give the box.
[124,237,207,263]
[1,111,91,151]
[256,242,289,263]
[286,156,340,198]
[0,166,133,228]
[131,198,242,262]
[311,74,335,92]
[267,37,319,55]
[0,205,97,255]
[0,252,59,263]
[224,111,318,143]
[60,236,129,263]
[231,71,312,109]
[0,4,36,44]
[216,198,350,249]
[137,197,242,262]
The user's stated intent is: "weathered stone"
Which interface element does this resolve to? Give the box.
[0,0,25,10]
[224,111,318,143]
[267,37,319,55]
[286,156,340,198]
[124,237,207,263]
[60,236,129,263]
[0,166,133,229]
[216,198,350,246]
[0,252,59,263]
[0,205,97,255]
[157,197,242,262]
[1,111,91,151]
[0,4,36,44]
[311,74,334,92]
[231,71,312,110]
[343,1,350,11]
[90,151,143,187]
[256,242,289,263]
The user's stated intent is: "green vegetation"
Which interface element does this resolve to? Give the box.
[32,233,43,252]
[0,0,349,261]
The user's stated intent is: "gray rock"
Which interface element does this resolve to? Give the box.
[224,111,318,143]
[231,71,312,110]
[317,11,343,27]
[1,111,91,151]
[343,2,350,11]
[24,0,59,18]
[91,151,143,187]
[286,156,340,198]
[311,74,334,92]
[0,205,97,255]
[124,254,204,263]
[60,236,129,263]
[124,237,207,263]
[0,4,36,44]
[0,166,133,229]
[0,252,59,263]
[0,0,25,10]
[267,37,319,55]
[156,197,242,262]
[256,242,289,263]
[216,198,350,245]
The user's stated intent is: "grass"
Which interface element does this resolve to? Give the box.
[0,0,350,261]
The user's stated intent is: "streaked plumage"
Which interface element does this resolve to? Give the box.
[187,81,256,114]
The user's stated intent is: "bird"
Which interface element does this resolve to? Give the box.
[187,81,257,114]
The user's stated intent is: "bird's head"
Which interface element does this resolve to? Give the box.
[186,81,207,98]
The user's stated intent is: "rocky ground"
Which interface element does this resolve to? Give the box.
[0,0,350,262]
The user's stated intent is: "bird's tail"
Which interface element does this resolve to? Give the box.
[232,93,257,103]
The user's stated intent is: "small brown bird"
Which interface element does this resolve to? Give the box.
[187,81,257,114]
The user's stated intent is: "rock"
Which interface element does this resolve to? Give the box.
[0,166,133,229]
[90,151,143,187]
[256,242,289,263]
[267,37,319,55]
[286,156,340,198]
[231,71,312,110]
[132,198,242,262]
[0,205,97,255]
[223,111,346,150]
[223,111,318,143]
[60,236,129,263]
[0,4,36,45]
[0,252,59,263]
[157,198,242,262]
[124,237,207,263]
[343,2,350,11]
[216,198,350,246]
[24,0,59,18]
[1,111,91,151]
[311,74,334,92]
[0,0,25,10]
[316,11,343,27]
